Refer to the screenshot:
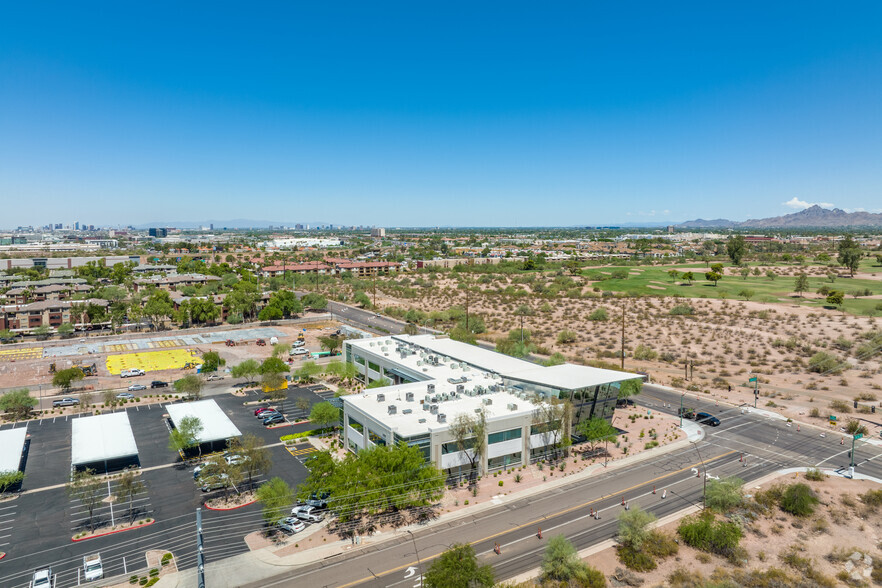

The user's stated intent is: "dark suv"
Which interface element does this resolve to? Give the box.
[151,381,168,388]
[695,412,720,426]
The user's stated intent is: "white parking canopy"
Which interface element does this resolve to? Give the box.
[71,412,139,466]
[166,399,241,443]
[0,427,27,472]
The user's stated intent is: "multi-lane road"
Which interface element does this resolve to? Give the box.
[227,384,881,588]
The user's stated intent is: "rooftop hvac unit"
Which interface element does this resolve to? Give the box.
[430,404,439,414]
[427,383,435,393]
[482,398,493,405]
[381,346,388,352]
[405,392,414,402]
[463,365,470,372]
[474,408,483,414]
[451,364,459,370]
[418,418,427,423]
[369,342,375,347]
[388,405,397,415]
[403,409,413,415]
[437,413,446,423]
[417,361,423,366]
[507,403,518,411]
[441,393,449,401]
[422,403,430,411]
[456,384,464,394]
[384,353,389,357]
[376,394,385,402]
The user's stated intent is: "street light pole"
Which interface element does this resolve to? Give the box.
[680,394,684,427]
[406,529,423,579]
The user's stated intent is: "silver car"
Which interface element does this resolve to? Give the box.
[291,505,324,523]
[277,517,306,534]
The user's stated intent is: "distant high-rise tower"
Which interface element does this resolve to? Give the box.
[370,228,386,238]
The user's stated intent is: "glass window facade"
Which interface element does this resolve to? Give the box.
[442,438,474,454]
[348,416,363,433]
[488,428,522,444]
[368,429,386,446]
[488,452,522,470]
[394,433,431,461]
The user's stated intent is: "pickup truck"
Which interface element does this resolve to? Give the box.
[120,368,145,378]
[83,553,103,581]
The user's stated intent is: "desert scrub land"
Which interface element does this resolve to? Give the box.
[584,470,882,588]
[339,261,882,427]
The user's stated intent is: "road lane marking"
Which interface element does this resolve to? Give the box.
[325,450,738,588]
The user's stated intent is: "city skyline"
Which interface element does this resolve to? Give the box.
[2,2,881,227]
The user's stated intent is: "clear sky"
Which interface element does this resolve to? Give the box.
[2,2,881,228]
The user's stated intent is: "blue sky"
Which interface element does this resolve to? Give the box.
[2,2,881,227]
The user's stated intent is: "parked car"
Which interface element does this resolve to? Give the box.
[291,348,309,356]
[200,474,229,492]
[306,491,330,509]
[32,568,52,588]
[127,384,146,391]
[225,339,236,347]
[291,340,305,348]
[83,553,103,582]
[150,381,168,388]
[677,408,696,419]
[206,374,224,381]
[256,339,266,346]
[117,392,135,400]
[695,412,720,426]
[225,454,249,466]
[254,406,277,416]
[263,413,285,426]
[616,398,635,407]
[52,397,79,407]
[193,462,222,480]
[277,517,306,535]
[291,505,324,523]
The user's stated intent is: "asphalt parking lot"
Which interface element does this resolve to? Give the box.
[0,386,327,587]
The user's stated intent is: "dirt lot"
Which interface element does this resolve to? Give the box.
[0,320,342,402]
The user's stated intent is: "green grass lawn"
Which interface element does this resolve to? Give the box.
[580,263,882,316]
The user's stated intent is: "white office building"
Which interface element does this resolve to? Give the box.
[342,334,640,478]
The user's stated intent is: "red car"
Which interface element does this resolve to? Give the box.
[254,407,277,416]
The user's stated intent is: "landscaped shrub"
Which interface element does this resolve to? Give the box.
[804,468,826,481]
[669,304,694,316]
[633,344,658,361]
[780,483,819,517]
[677,512,742,559]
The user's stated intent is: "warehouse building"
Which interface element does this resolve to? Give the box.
[341,334,640,477]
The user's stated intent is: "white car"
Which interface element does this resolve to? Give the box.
[225,454,249,466]
[291,505,324,523]
[277,517,306,534]
[32,568,52,588]
[291,348,309,356]
[127,384,146,391]
[291,341,305,348]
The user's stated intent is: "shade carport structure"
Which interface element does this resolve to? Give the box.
[0,427,28,481]
[71,412,140,473]
[166,399,242,454]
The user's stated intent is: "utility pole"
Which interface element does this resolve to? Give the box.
[620,301,626,370]
[679,394,684,427]
[196,507,205,588]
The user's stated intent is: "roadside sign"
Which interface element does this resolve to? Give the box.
[829,416,837,421]
[855,434,863,440]
[748,376,758,383]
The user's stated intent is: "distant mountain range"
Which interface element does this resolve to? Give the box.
[677,206,882,229]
